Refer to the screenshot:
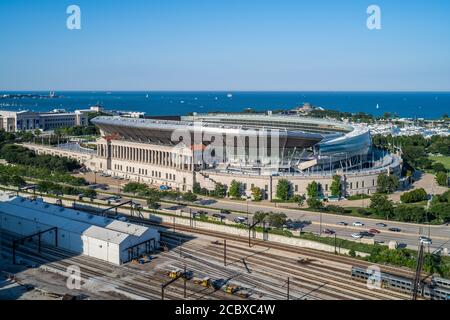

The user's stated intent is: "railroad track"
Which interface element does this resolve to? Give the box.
[161,234,410,300]
[0,233,209,300]
[151,219,416,279]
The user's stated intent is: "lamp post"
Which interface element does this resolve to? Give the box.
[246,196,250,223]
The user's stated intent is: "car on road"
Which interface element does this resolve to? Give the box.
[352,222,364,226]
[360,231,374,237]
[337,221,348,226]
[419,236,433,245]
[212,213,226,220]
[368,229,380,234]
[323,229,335,235]
[234,217,247,224]
[375,223,388,227]
[220,209,231,215]
[351,233,363,239]
[388,227,401,232]
[197,210,208,215]
[420,238,433,245]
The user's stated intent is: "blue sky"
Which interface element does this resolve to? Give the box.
[0,0,449,91]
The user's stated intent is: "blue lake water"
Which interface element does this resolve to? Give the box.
[0,91,449,119]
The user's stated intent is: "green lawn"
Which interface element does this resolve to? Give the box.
[429,155,450,170]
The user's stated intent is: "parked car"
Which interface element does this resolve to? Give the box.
[376,223,388,227]
[337,221,348,226]
[388,227,401,232]
[369,229,380,234]
[352,221,364,227]
[159,185,171,191]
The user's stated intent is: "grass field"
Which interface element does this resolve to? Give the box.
[429,155,450,170]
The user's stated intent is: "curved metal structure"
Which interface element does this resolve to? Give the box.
[92,114,373,173]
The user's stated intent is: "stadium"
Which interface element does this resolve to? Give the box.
[27,113,403,199]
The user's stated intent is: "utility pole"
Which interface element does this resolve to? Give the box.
[319,212,322,236]
[287,277,290,300]
[334,233,337,254]
[179,237,182,257]
[184,264,187,299]
[412,243,425,300]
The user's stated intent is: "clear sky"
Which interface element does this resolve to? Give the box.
[1,0,449,91]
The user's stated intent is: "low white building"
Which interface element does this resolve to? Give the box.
[0,110,88,132]
[0,194,160,265]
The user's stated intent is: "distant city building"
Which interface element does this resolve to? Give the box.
[0,110,88,132]
[290,103,320,115]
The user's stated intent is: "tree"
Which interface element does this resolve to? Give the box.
[266,212,287,229]
[251,186,262,201]
[306,181,321,199]
[211,183,227,198]
[122,182,148,195]
[292,194,306,206]
[433,162,446,174]
[10,175,26,188]
[400,188,428,203]
[229,180,242,199]
[436,172,448,187]
[82,189,97,199]
[330,175,341,197]
[193,182,201,194]
[275,179,291,201]
[394,205,428,223]
[182,191,197,202]
[377,173,398,194]
[370,193,394,219]
[147,196,161,210]
[253,211,268,224]
[307,197,323,210]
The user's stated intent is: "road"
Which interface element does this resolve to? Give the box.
[80,172,450,253]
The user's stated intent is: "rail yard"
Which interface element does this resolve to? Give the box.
[1,209,421,300]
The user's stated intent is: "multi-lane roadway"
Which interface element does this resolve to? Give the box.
[93,189,449,253]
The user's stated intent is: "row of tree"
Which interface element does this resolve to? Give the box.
[0,144,81,172]
[369,191,450,223]
[36,181,97,198]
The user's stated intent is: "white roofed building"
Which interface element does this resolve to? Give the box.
[0,194,160,265]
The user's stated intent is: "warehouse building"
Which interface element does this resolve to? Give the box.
[0,194,160,265]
